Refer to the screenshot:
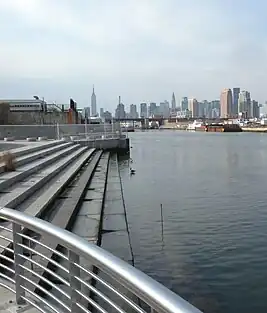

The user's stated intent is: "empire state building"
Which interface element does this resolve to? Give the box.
[91,86,97,117]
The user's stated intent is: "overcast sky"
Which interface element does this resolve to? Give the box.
[0,0,266,111]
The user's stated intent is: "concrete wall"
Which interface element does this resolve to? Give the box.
[0,125,58,140]
[8,111,83,125]
[0,103,11,125]
[0,104,82,125]
[9,111,69,125]
[76,138,129,153]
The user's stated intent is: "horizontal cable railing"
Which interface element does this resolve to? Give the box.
[0,123,124,141]
[65,132,123,141]
[0,207,202,313]
[57,123,123,141]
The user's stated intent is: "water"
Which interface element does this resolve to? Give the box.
[119,130,267,313]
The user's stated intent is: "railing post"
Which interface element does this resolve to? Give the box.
[69,250,82,313]
[56,123,60,140]
[112,118,114,138]
[104,122,105,139]
[85,119,88,139]
[119,122,122,138]
[12,222,26,305]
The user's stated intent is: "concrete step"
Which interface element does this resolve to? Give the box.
[0,142,73,174]
[0,144,82,191]
[38,153,110,309]
[0,149,98,256]
[71,152,110,240]
[1,140,66,159]
[20,148,98,219]
[21,151,104,295]
[0,147,95,210]
[0,151,112,313]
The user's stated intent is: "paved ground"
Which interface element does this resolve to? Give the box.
[0,143,24,151]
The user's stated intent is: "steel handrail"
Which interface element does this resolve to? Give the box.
[0,207,202,313]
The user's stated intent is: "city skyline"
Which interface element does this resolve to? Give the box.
[1,1,267,109]
[99,86,261,120]
[102,87,260,115]
[0,85,262,120]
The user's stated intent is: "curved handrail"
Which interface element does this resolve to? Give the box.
[0,207,202,313]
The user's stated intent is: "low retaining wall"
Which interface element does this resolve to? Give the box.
[75,138,130,154]
[0,125,57,140]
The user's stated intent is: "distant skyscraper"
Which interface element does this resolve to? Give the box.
[115,99,126,119]
[198,100,208,118]
[83,107,90,119]
[100,108,104,118]
[238,90,251,118]
[140,103,148,118]
[91,86,97,117]
[220,89,232,118]
[159,100,170,118]
[211,108,220,118]
[188,98,198,117]
[171,93,176,112]
[232,88,240,116]
[252,100,260,118]
[129,104,138,118]
[149,102,157,117]
[181,97,188,111]
[206,100,220,118]
[260,102,267,117]
[103,110,112,120]
[211,100,220,110]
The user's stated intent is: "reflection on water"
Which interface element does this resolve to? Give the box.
[119,131,267,313]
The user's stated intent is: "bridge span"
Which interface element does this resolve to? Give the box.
[106,117,239,127]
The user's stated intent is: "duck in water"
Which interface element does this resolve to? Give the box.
[130,168,136,175]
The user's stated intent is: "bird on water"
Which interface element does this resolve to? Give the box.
[130,168,136,175]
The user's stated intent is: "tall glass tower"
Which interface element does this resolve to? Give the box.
[91,86,97,117]
[171,92,176,112]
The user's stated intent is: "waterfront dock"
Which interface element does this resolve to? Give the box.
[0,127,208,313]
[0,136,132,311]
[0,123,129,153]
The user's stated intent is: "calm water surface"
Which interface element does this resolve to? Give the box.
[119,130,267,313]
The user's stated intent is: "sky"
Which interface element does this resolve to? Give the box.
[0,0,267,112]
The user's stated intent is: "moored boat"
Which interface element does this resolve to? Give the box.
[186,120,204,131]
[198,123,242,132]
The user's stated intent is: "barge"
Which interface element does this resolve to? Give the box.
[197,123,242,132]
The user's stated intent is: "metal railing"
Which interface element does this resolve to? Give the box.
[0,207,202,313]
[0,123,123,141]
[57,123,122,141]
[63,132,124,141]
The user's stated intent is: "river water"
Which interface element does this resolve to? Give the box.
[119,130,267,313]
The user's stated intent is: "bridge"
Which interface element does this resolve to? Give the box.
[0,127,203,313]
[107,118,164,122]
[105,118,164,127]
[106,117,237,127]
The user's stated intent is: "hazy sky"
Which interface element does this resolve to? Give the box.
[0,0,267,111]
